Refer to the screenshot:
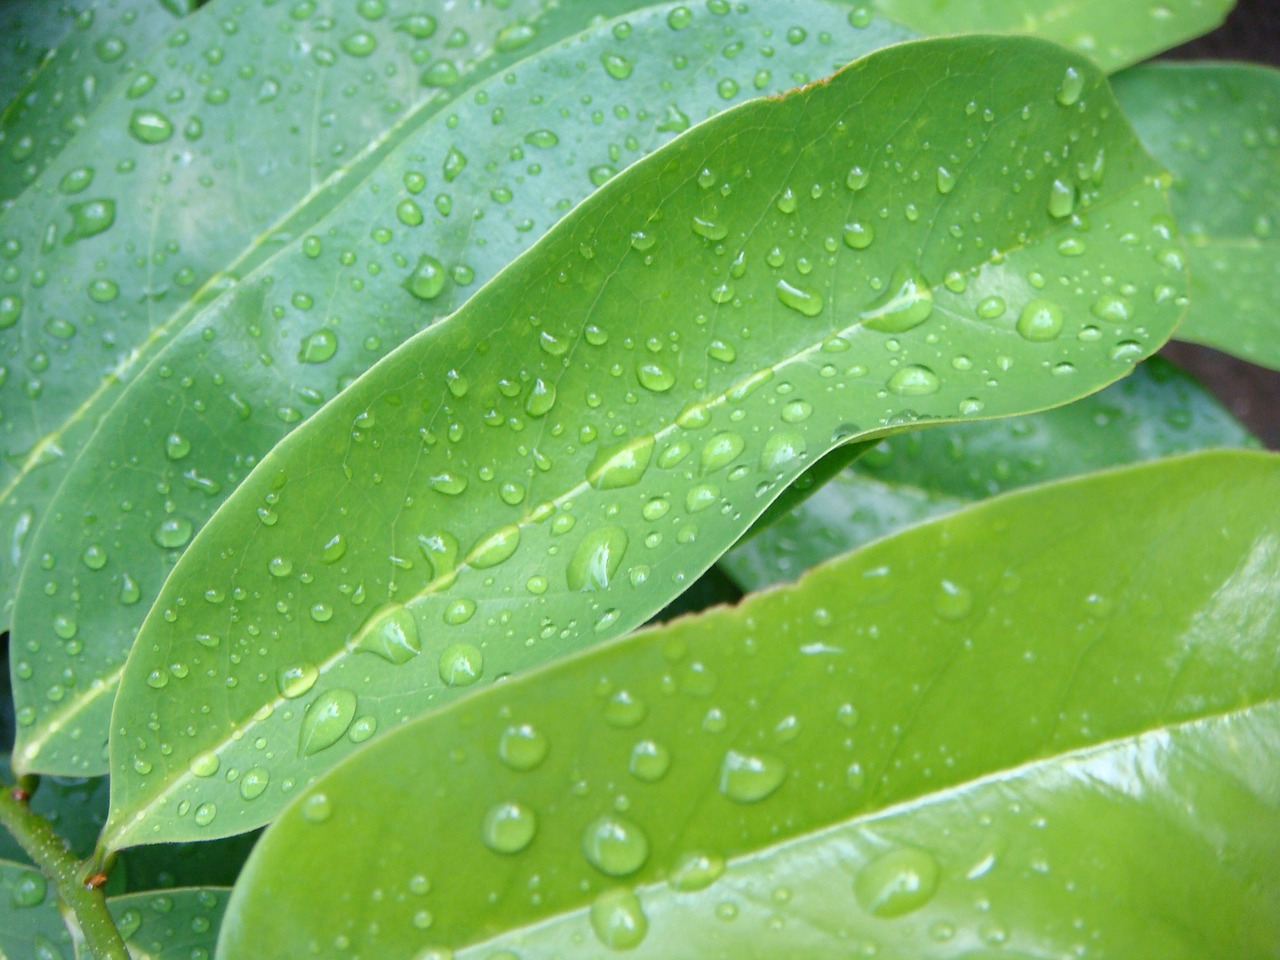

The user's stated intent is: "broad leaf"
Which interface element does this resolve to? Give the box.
[103,35,1186,849]
[10,0,920,776]
[0,0,664,622]
[216,450,1280,960]
[1114,62,1280,370]
[866,0,1234,72]
[0,1,88,107]
[0,866,228,960]
[0,0,195,207]
[721,355,1257,589]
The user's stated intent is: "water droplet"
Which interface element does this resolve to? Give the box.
[587,436,654,490]
[482,802,537,854]
[842,220,875,250]
[299,689,357,756]
[189,750,220,778]
[936,166,956,194]
[524,378,556,417]
[605,689,646,728]
[1016,299,1064,342]
[590,889,648,950]
[1056,66,1085,106]
[443,147,467,182]
[193,802,217,827]
[760,432,806,472]
[568,526,629,591]
[82,544,107,570]
[601,52,634,80]
[67,198,117,241]
[119,573,141,605]
[153,516,193,548]
[776,279,824,317]
[340,30,377,56]
[471,525,520,568]
[322,534,347,563]
[637,362,676,392]
[128,109,174,144]
[438,643,483,686]
[429,470,468,496]
[1047,178,1075,219]
[669,851,725,892]
[861,264,933,332]
[499,724,548,771]
[700,432,745,474]
[854,847,939,918]
[582,815,649,877]
[443,598,476,625]
[976,295,1007,320]
[11,869,47,907]
[404,254,446,301]
[352,605,420,664]
[239,767,269,800]
[719,749,787,803]
[300,793,332,824]
[628,740,670,782]
[934,580,973,620]
[691,216,729,241]
[886,365,940,397]
[1090,294,1132,323]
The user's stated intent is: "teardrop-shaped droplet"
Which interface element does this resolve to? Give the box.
[299,688,358,756]
[352,604,421,664]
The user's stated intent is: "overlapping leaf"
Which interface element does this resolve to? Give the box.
[216,450,1280,959]
[10,0,919,776]
[1115,62,1280,370]
[722,356,1257,589]
[867,0,1235,72]
[0,863,228,960]
[0,0,664,623]
[0,0,196,207]
[102,35,1187,849]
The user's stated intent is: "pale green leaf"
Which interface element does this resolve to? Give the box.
[721,356,1258,589]
[1114,62,1280,370]
[103,35,1185,849]
[217,450,1280,959]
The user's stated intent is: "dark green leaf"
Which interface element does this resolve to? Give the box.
[0,755,108,864]
[0,857,68,960]
[721,356,1257,589]
[103,35,1185,849]
[10,0,918,776]
[1114,62,1280,370]
[866,0,1235,71]
[0,0,192,207]
[217,450,1280,960]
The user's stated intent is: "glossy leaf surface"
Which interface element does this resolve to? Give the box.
[218,450,1280,960]
[866,0,1234,72]
[1114,62,1280,370]
[722,356,1257,588]
[0,0,654,622]
[103,35,1186,849]
[10,0,919,776]
[0,865,228,960]
[0,0,192,207]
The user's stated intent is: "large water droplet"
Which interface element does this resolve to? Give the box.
[438,643,483,686]
[67,198,117,241]
[886,365,940,397]
[600,51,634,80]
[482,801,537,854]
[628,740,670,782]
[1056,66,1085,106]
[568,526,629,592]
[153,516,193,548]
[278,663,319,699]
[719,749,787,803]
[1016,299,1064,342]
[1047,179,1075,219]
[471,525,520,569]
[668,851,725,892]
[587,436,654,490]
[299,689,358,756]
[582,815,649,877]
[11,869,47,907]
[861,264,934,333]
[352,605,420,664]
[499,723,548,771]
[590,889,648,950]
[129,109,174,143]
[405,255,446,301]
[776,279,824,317]
[700,432,745,474]
[854,847,939,918]
[299,328,338,363]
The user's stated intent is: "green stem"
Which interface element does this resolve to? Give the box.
[0,783,130,960]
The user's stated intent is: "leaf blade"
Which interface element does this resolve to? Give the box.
[104,35,1186,848]
[215,449,1280,959]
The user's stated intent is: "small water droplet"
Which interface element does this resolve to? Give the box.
[1056,66,1085,106]
[582,815,649,877]
[669,851,725,891]
[628,740,670,782]
[404,254,446,301]
[300,793,332,823]
[601,51,633,80]
[590,889,648,950]
[776,279,824,317]
[886,365,939,397]
[153,516,193,548]
[1047,178,1075,219]
[934,580,973,620]
[568,526,629,591]
[499,723,548,771]
[129,109,174,143]
[482,801,537,854]
[1016,299,1064,342]
[861,264,933,332]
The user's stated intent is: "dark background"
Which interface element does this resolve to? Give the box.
[1163,0,1280,448]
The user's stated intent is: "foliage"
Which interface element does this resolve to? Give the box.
[0,1,1276,957]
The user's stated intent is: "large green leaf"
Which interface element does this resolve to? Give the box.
[721,355,1257,589]
[0,865,228,960]
[103,35,1186,850]
[9,0,920,778]
[0,0,196,208]
[0,1,89,107]
[215,450,1280,960]
[0,0,663,624]
[866,0,1234,72]
[1114,62,1280,371]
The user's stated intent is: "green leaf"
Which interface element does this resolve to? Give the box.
[117,833,259,893]
[9,0,920,777]
[865,0,1235,72]
[1113,62,1280,371]
[103,35,1185,850]
[1,863,228,960]
[216,450,1280,960]
[0,0,669,625]
[0,0,194,207]
[721,356,1258,589]
[0,857,68,960]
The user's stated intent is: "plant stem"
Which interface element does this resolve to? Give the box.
[0,783,130,960]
